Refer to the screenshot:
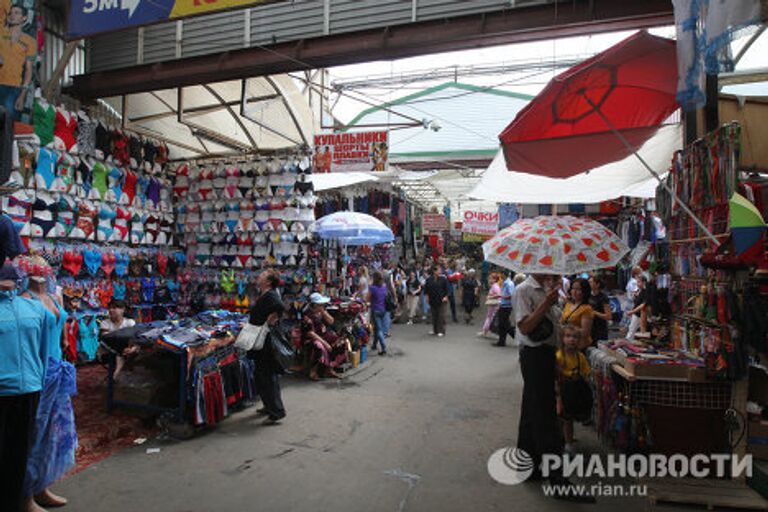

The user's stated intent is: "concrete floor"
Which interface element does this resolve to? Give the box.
[57,316,681,512]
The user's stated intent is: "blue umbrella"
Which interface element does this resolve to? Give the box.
[311,211,394,245]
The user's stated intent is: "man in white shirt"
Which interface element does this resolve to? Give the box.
[514,274,572,489]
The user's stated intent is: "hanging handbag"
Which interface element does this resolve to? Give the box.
[269,324,296,371]
[385,292,397,313]
[234,322,268,352]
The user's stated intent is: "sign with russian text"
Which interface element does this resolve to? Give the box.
[313,131,388,173]
[462,210,498,237]
[421,213,448,232]
[67,0,286,39]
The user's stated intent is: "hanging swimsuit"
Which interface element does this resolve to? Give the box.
[128,136,143,168]
[112,281,127,300]
[78,317,100,361]
[105,166,124,203]
[34,147,57,190]
[101,252,116,277]
[73,201,97,240]
[141,277,156,303]
[156,143,169,164]
[77,114,97,156]
[97,205,117,242]
[129,253,145,277]
[63,317,79,363]
[135,175,150,208]
[95,122,112,159]
[96,283,113,309]
[156,252,168,276]
[83,249,103,276]
[112,130,130,165]
[143,141,157,166]
[90,161,108,200]
[54,110,78,151]
[34,101,56,146]
[122,170,137,205]
[146,177,161,208]
[53,160,75,193]
[113,207,130,242]
[115,253,130,277]
[77,159,93,197]
[30,192,56,238]
[166,280,180,302]
[62,250,83,276]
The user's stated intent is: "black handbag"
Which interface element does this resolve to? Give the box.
[385,292,397,313]
[268,325,296,371]
[528,316,554,342]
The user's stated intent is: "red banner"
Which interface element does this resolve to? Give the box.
[422,213,448,232]
[313,131,389,173]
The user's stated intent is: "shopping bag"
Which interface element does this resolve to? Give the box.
[489,310,500,335]
[234,323,268,352]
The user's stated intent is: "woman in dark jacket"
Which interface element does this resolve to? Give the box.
[249,269,287,424]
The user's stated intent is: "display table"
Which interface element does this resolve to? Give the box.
[103,311,255,437]
[591,341,738,454]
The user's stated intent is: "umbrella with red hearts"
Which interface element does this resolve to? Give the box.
[482,216,629,274]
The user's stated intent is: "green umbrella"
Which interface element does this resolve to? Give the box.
[730,192,766,229]
[729,193,766,256]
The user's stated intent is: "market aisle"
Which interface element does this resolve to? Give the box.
[56,316,681,512]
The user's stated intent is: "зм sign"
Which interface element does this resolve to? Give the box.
[67,0,286,39]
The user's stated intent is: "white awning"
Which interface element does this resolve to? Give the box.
[312,172,380,191]
[469,124,682,204]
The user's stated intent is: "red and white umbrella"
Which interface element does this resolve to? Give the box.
[482,216,629,274]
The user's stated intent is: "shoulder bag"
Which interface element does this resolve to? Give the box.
[234,322,268,352]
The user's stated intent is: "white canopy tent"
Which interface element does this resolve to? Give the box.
[469,124,683,204]
[101,75,318,160]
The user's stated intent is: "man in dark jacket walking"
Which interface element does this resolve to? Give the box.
[425,266,449,337]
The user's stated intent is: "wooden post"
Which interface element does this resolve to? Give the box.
[44,41,80,102]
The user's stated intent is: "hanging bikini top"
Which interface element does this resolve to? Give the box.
[295,180,314,195]
[114,253,130,277]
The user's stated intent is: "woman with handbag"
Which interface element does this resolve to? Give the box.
[556,324,593,454]
[561,277,594,349]
[479,272,502,337]
[248,269,287,425]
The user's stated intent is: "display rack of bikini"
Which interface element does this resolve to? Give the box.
[3,99,186,362]
[173,151,318,318]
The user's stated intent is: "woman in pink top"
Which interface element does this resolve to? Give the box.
[480,272,503,337]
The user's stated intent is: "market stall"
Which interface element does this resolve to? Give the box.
[586,122,768,508]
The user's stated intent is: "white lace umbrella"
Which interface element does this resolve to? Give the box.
[482,215,629,274]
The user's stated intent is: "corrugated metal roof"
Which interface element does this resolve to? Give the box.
[345,82,532,160]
